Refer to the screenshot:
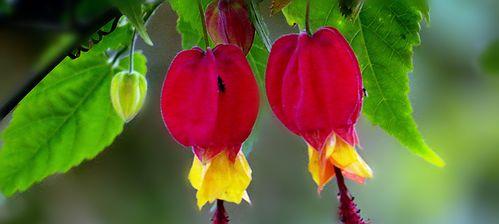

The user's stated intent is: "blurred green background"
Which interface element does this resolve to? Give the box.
[1,0,499,223]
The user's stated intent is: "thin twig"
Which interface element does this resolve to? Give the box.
[305,0,312,35]
[197,0,210,48]
[129,30,137,73]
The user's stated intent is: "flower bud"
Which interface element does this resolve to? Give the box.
[205,0,255,55]
[110,71,147,122]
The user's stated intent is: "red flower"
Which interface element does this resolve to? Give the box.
[266,27,372,191]
[161,45,259,208]
[205,0,255,55]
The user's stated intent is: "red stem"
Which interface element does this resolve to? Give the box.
[211,200,229,224]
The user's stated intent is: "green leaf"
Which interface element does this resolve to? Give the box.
[480,39,499,76]
[0,56,123,196]
[413,0,430,22]
[247,37,269,87]
[113,0,154,46]
[0,24,135,196]
[283,0,444,166]
[169,0,211,49]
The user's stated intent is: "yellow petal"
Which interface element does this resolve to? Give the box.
[343,155,373,179]
[331,137,358,168]
[331,137,373,180]
[308,144,335,191]
[188,155,207,190]
[324,134,336,159]
[188,151,252,209]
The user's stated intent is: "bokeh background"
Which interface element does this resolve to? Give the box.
[1,0,499,223]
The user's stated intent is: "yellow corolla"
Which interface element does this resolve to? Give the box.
[189,150,252,209]
[308,134,372,191]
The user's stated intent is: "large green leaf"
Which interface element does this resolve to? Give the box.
[0,24,138,196]
[0,56,122,196]
[283,0,444,166]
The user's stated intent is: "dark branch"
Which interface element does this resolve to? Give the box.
[0,10,121,121]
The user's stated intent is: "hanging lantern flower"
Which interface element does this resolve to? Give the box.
[205,0,255,55]
[160,44,259,210]
[266,26,371,223]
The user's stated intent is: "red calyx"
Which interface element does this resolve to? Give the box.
[205,0,256,55]
[265,27,364,150]
[161,45,260,162]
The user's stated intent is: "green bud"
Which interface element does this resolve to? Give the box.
[110,71,147,122]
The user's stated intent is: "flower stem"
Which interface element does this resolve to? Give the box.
[211,200,229,224]
[334,167,367,224]
[129,30,136,73]
[305,0,312,35]
[127,2,162,73]
[197,0,210,49]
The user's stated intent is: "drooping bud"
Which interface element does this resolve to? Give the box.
[110,71,147,122]
[205,0,255,55]
[266,27,372,190]
[161,45,259,208]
